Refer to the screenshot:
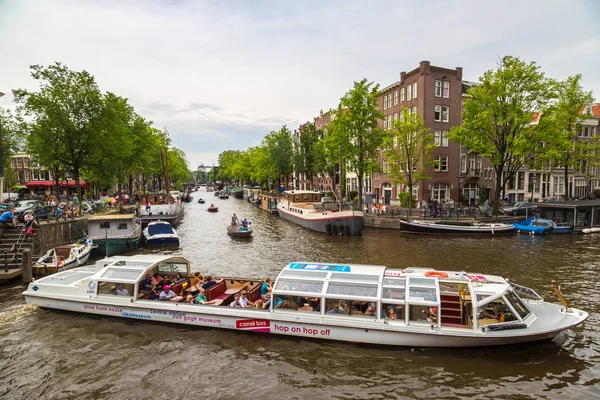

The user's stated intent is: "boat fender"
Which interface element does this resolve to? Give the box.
[424,271,448,278]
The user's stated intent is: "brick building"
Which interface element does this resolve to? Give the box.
[373,61,494,206]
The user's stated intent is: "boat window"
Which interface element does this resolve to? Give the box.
[476,296,517,324]
[274,279,323,293]
[279,270,327,280]
[408,287,437,302]
[383,287,405,301]
[504,290,531,319]
[409,277,436,287]
[97,281,135,297]
[331,273,379,282]
[100,268,143,280]
[100,222,110,229]
[325,298,377,318]
[382,303,405,321]
[326,282,378,297]
[409,304,438,325]
[383,277,406,286]
[476,293,494,303]
[303,194,311,201]
[158,262,188,274]
[118,223,128,230]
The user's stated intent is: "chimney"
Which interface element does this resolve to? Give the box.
[420,61,431,75]
[400,71,406,84]
[456,67,463,81]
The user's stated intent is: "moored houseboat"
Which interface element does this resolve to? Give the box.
[23,256,587,348]
[261,194,280,214]
[277,190,363,235]
[138,194,184,228]
[400,220,516,235]
[88,214,142,256]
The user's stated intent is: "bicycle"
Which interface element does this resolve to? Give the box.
[47,207,66,223]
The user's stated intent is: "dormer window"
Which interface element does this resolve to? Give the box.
[585,106,592,115]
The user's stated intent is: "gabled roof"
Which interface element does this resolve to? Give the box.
[580,103,600,117]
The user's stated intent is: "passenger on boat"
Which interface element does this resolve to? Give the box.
[427,307,438,322]
[139,274,154,294]
[253,300,264,309]
[327,302,346,314]
[241,218,248,228]
[151,273,164,286]
[159,285,176,301]
[260,277,272,298]
[116,284,130,296]
[262,291,282,309]
[229,293,242,308]
[298,303,314,312]
[202,276,223,290]
[238,292,253,308]
[231,213,238,227]
[385,307,397,320]
[192,272,205,287]
[174,273,185,285]
[364,304,376,318]
[191,288,218,305]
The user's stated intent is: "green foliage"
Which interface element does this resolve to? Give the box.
[348,190,358,202]
[383,107,435,211]
[294,123,322,189]
[330,79,385,206]
[0,107,25,182]
[265,126,294,186]
[449,55,555,214]
[398,192,412,208]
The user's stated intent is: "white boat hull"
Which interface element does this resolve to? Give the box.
[23,294,584,348]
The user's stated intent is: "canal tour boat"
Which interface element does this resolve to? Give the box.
[277,190,363,236]
[22,256,587,348]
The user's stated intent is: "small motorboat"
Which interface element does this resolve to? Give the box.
[400,220,516,235]
[227,224,253,237]
[198,198,205,204]
[143,220,179,246]
[33,239,95,275]
[219,193,229,199]
[513,217,572,235]
[207,205,219,212]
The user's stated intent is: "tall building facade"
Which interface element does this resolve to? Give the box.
[373,61,494,206]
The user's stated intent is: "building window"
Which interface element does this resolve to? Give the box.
[10,159,14,167]
[517,171,525,190]
[431,183,450,202]
[407,84,412,101]
[24,171,30,182]
[443,81,450,98]
[32,170,39,180]
[412,82,417,99]
[383,119,387,129]
[382,159,389,173]
[442,106,449,122]
[384,95,388,110]
[17,171,24,182]
[434,105,441,121]
[434,131,448,147]
[435,80,442,97]
[434,155,449,172]
[461,155,467,173]
[388,94,392,108]
[412,106,417,116]
[400,88,405,102]
[24,158,30,168]
[17,158,22,167]
[393,112,398,121]
[387,115,392,129]
[394,91,398,106]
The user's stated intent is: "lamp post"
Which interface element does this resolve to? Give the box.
[457,176,463,220]
[0,91,5,203]
[530,174,537,203]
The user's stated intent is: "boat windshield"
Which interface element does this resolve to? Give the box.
[504,290,531,319]
[148,223,174,236]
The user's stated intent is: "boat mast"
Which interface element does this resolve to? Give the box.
[339,144,343,211]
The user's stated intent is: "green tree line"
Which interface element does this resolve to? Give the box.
[2,62,191,199]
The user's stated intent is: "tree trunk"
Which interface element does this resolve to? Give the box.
[493,165,504,216]
[128,174,134,199]
[564,154,570,200]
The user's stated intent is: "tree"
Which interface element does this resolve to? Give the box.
[383,108,435,214]
[0,107,25,190]
[448,56,555,215]
[330,79,384,207]
[538,75,594,199]
[295,123,321,190]
[14,62,104,199]
[248,145,272,189]
[265,126,294,190]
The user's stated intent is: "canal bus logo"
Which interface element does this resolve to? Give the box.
[32,285,39,291]
[87,281,96,292]
[236,319,270,332]
[290,263,351,272]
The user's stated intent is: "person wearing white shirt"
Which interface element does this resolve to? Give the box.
[116,284,130,296]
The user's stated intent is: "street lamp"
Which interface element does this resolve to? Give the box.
[457,176,463,220]
[530,174,537,203]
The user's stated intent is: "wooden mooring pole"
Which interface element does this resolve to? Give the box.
[22,248,32,284]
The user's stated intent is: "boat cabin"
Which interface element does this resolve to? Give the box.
[283,190,322,204]
[269,263,537,331]
[88,214,139,238]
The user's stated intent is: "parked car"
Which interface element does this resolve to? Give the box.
[500,202,539,216]
[12,200,49,222]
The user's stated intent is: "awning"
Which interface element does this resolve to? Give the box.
[25,180,89,188]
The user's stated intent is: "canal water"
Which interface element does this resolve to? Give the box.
[1,192,599,399]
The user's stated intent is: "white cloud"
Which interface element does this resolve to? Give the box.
[1,0,598,166]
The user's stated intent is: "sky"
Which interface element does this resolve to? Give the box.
[1,0,599,168]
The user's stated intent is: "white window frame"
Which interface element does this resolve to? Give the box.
[400,88,405,102]
[407,84,412,101]
[384,95,388,110]
[434,105,441,122]
[442,106,449,122]
[412,82,417,99]
[435,80,442,97]
[443,81,450,98]
[394,91,398,106]
[434,155,449,172]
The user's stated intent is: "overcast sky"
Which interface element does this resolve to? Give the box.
[1,0,599,168]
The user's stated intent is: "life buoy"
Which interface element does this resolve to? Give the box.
[424,271,448,278]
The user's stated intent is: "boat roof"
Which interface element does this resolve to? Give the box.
[89,214,135,221]
[275,262,509,297]
[283,190,320,195]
